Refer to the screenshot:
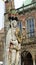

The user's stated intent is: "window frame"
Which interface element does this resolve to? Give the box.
[26,17,35,38]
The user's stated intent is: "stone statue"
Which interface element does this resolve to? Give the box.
[5,20,22,65]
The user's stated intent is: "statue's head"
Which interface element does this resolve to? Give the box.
[12,20,17,28]
[11,17,18,28]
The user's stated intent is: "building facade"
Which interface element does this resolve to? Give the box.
[0,28,4,65]
[4,0,36,65]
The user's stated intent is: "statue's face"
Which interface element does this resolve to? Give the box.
[12,20,17,28]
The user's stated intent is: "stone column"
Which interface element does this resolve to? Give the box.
[33,55,35,65]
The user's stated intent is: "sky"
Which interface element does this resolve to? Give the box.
[0,0,32,30]
[0,0,5,30]
[14,0,32,8]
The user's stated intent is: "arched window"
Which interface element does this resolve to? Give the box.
[26,17,34,38]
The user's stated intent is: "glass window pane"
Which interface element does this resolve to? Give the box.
[27,17,34,37]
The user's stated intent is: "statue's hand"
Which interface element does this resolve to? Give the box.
[17,36,22,43]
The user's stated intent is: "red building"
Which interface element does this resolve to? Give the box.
[4,0,36,65]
